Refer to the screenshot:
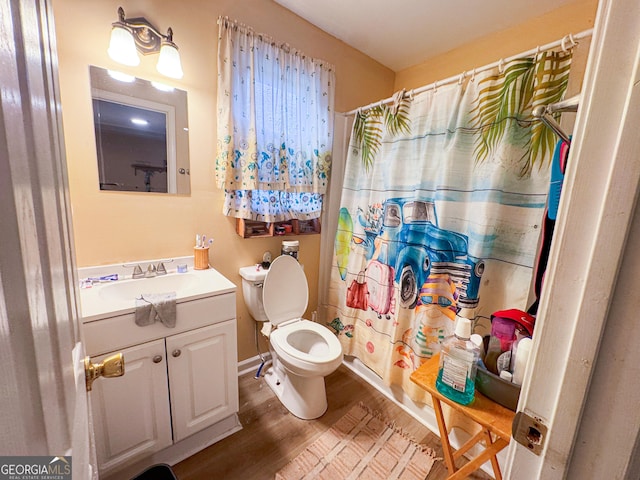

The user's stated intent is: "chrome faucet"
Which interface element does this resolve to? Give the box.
[144,264,157,278]
[129,260,170,279]
[132,264,144,279]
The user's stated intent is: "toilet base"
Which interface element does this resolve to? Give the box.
[264,365,328,420]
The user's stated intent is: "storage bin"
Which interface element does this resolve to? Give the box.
[475,365,521,411]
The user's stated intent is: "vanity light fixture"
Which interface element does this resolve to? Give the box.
[108,6,184,79]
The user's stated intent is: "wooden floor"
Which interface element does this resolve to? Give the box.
[173,365,493,480]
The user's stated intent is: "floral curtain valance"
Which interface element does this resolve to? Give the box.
[216,17,335,222]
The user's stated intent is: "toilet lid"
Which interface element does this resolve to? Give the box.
[263,255,308,326]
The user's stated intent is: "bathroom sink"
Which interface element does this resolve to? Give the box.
[98,273,200,302]
[79,265,236,322]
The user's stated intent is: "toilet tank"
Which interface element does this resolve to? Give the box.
[238,265,268,322]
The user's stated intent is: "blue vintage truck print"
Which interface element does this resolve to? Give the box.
[342,198,484,310]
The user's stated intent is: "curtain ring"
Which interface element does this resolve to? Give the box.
[409,89,415,101]
[561,34,577,52]
[433,81,438,93]
[535,45,541,59]
[458,72,465,85]
[471,68,476,82]
[498,59,505,74]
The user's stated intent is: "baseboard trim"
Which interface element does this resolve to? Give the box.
[238,353,271,377]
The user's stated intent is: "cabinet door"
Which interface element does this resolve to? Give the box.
[91,339,172,474]
[166,320,239,442]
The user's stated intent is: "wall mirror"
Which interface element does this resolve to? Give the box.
[89,65,190,194]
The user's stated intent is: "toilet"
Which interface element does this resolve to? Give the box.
[239,255,343,419]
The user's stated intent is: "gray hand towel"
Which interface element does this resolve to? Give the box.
[135,292,177,328]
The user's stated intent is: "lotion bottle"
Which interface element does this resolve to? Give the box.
[512,337,533,385]
[436,315,480,405]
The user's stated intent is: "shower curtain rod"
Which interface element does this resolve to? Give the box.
[345,28,594,116]
[532,94,580,144]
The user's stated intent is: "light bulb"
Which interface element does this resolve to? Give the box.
[156,42,183,79]
[108,25,140,67]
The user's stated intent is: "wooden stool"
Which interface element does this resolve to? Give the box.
[410,355,515,480]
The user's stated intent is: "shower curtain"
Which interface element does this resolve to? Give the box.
[326,51,572,402]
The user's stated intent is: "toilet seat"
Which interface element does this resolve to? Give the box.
[262,255,308,326]
[270,319,342,364]
[264,255,342,372]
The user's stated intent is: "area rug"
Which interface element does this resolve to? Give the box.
[275,403,438,480]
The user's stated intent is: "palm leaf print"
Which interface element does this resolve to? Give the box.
[470,51,572,176]
[354,95,411,171]
[526,52,572,175]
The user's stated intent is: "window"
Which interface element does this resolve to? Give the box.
[216,17,335,223]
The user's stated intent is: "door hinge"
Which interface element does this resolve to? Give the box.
[512,411,548,455]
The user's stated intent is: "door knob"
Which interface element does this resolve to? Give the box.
[85,353,125,392]
[153,355,163,363]
[172,349,181,358]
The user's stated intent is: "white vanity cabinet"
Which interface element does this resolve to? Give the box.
[166,321,238,442]
[91,339,173,472]
[80,266,240,479]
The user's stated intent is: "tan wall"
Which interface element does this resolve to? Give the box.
[52,0,394,363]
[394,0,599,91]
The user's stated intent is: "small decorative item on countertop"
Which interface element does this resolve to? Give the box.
[194,247,209,270]
[194,233,213,270]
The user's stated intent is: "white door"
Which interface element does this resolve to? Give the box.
[505,0,640,478]
[91,340,172,474]
[167,321,239,442]
[0,1,98,479]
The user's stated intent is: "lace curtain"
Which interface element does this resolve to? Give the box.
[216,17,336,221]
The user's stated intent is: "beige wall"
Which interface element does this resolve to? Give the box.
[52,0,394,362]
[394,0,599,91]
[53,0,598,363]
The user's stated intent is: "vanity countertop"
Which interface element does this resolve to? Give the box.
[78,263,235,323]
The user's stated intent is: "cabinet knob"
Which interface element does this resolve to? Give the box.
[152,355,163,364]
[172,349,181,358]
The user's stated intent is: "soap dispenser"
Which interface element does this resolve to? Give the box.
[436,314,480,405]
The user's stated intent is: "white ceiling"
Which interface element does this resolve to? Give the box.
[274,0,577,71]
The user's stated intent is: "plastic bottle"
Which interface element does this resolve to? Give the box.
[512,337,533,385]
[484,316,517,374]
[436,316,480,405]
